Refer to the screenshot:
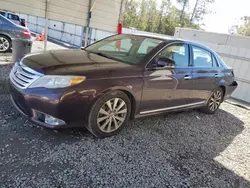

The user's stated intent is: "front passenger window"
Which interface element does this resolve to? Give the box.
[155,44,189,67]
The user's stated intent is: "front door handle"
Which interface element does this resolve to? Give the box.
[184,75,192,80]
[215,74,219,78]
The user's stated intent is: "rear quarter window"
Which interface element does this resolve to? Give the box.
[216,54,229,68]
[193,46,213,67]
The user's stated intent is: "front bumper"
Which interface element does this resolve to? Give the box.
[8,80,94,129]
[10,95,67,129]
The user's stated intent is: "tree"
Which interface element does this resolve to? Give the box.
[189,0,215,23]
[177,0,189,23]
[157,0,171,32]
[122,0,213,36]
[145,0,158,32]
[123,0,139,28]
[232,16,250,36]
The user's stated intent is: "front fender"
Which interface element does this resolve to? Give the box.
[81,77,143,118]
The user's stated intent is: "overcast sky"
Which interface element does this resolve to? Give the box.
[157,0,250,34]
[201,0,250,33]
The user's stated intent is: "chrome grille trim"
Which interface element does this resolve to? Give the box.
[9,62,42,89]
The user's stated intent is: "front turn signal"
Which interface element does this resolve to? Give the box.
[70,77,86,86]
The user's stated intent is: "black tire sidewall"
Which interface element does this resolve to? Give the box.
[0,35,11,53]
[87,91,131,138]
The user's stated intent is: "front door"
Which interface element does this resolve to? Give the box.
[140,43,193,114]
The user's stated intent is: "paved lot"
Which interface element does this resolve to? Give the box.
[0,93,250,187]
[0,38,67,64]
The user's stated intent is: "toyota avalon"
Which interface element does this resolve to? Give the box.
[9,34,238,138]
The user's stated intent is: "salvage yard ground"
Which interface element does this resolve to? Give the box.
[0,94,250,187]
[0,38,250,187]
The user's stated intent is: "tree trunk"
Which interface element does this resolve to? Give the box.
[190,0,199,23]
[180,0,188,26]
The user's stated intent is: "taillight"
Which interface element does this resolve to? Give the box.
[22,30,31,37]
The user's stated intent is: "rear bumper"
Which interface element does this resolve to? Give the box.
[224,81,238,100]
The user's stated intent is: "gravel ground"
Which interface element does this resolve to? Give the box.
[0,94,250,188]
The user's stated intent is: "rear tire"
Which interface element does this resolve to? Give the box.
[87,91,131,138]
[200,87,223,114]
[0,35,11,53]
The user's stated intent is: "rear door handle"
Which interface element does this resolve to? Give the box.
[184,75,192,80]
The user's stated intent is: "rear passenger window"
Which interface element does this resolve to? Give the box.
[193,46,213,67]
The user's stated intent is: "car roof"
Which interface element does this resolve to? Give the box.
[123,33,214,53]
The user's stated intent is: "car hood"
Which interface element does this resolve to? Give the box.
[21,49,138,78]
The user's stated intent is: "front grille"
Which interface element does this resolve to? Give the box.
[9,62,42,89]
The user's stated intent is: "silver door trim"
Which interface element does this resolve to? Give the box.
[140,101,205,115]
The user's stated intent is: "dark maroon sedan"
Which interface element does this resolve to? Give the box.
[9,34,237,138]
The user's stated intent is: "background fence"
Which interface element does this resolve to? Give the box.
[175,28,250,103]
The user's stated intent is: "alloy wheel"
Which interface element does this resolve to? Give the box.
[0,37,10,52]
[97,98,128,133]
[209,90,222,111]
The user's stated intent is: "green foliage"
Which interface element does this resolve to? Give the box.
[229,16,250,36]
[239,16,250,36]
[190,0,215,23]
[123,0,213,35]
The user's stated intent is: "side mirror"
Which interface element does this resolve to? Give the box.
[157,57,175,68]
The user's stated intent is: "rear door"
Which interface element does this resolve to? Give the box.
[190,45,219,103]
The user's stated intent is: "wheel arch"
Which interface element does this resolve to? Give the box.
[217,78,227,100]
[94,86,138,119]
[0,33,12,42]
[219,85,226,100]
[118,89,137,119]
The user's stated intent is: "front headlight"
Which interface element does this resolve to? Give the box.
[29,75,86,89]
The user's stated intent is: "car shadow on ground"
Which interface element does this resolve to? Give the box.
[0,94,249,187]
[41,109,250,186]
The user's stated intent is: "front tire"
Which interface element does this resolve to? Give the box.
[87,91,131,138]
[0,35,11,53]
[201,87,223,114]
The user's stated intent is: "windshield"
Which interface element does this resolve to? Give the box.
[85,35,163,64]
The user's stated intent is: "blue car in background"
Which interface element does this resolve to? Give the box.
[0,10,24,26]
[0,15,31,53]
